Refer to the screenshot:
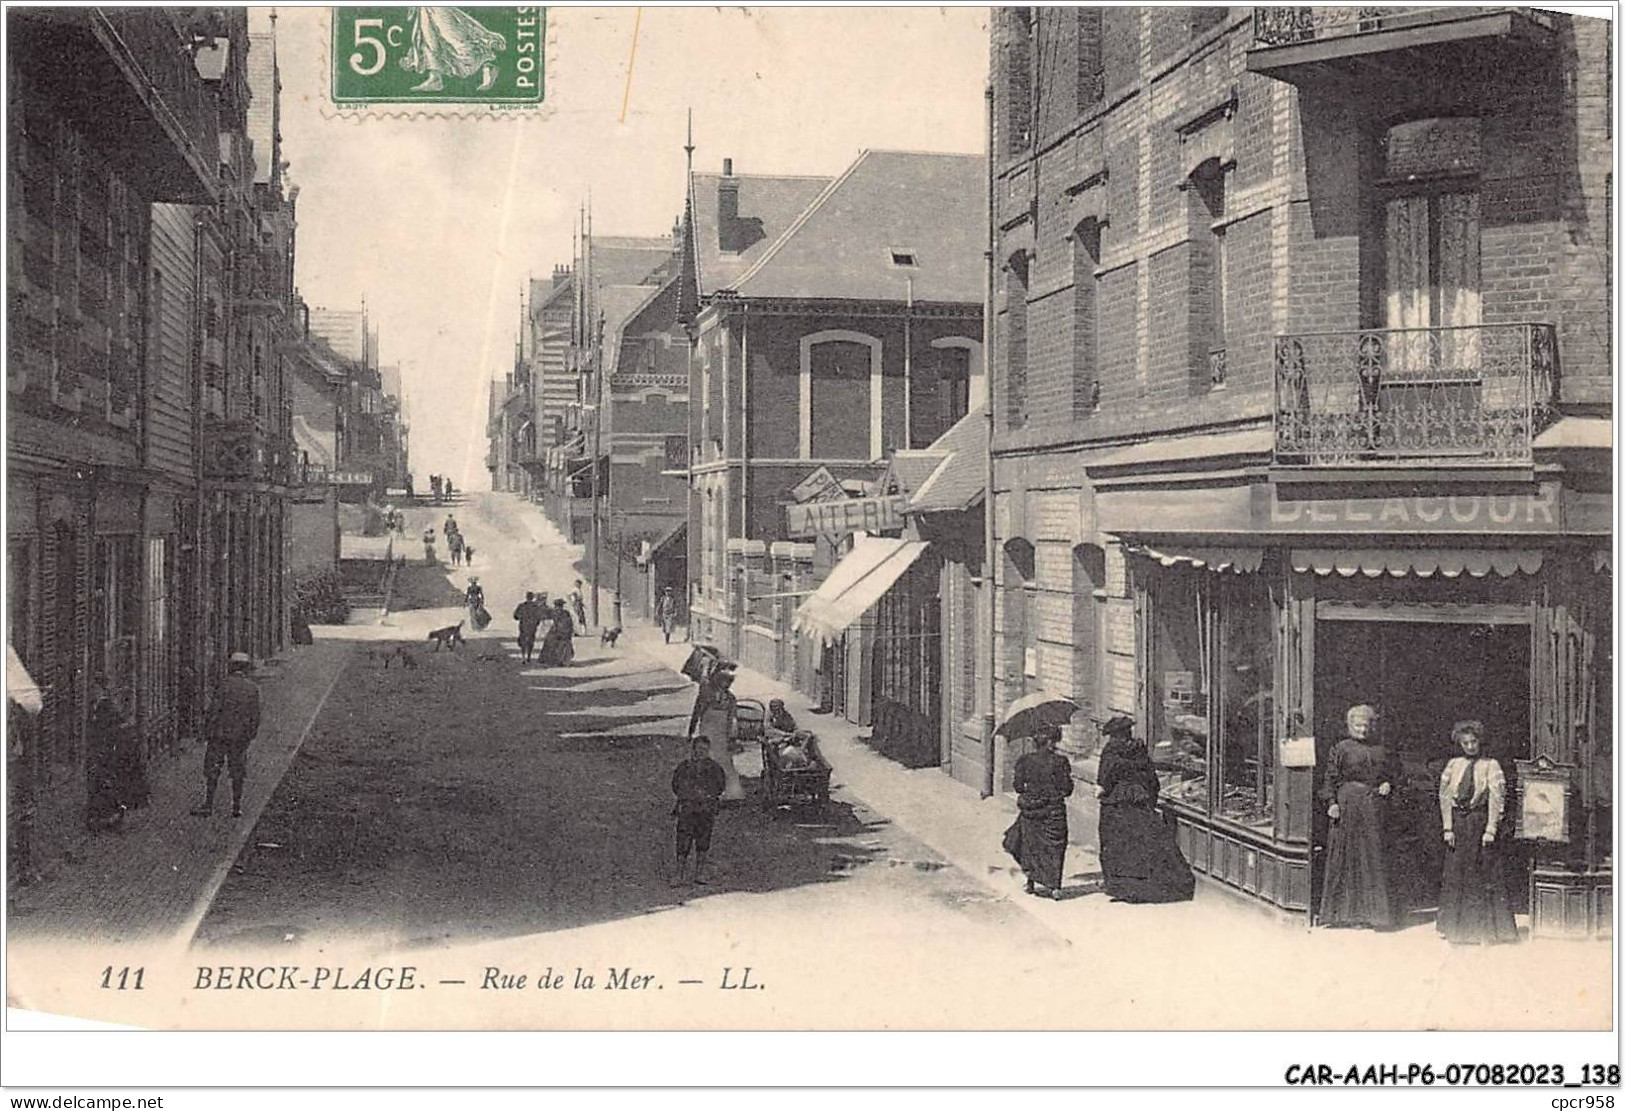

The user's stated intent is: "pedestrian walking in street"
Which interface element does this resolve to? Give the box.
[671,736,727,885]
[448,532,464,566]
[191,652,262,819]
[687,663,746,801]
[656,587,678,645]
[570,580,587,630]
[536,599,576,667]
[513,592,542,663]
[465,576,487,622]
[422,527,437,564]
[1436,720,1518,945]
[1002,723,1073,899]
[1319,703,1400,929]
[463,542,475,567]
[1094,715,1194,903]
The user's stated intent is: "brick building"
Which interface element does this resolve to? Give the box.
[989,7,1611,934]
[7,8,297,880]
[682,151,986,714]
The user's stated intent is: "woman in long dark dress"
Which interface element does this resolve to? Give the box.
[536,599,576,667]
[1005,725,1073,899]
[1319,703,1399,928]
[1436,720,1519,945]
[1095,715,1196,903]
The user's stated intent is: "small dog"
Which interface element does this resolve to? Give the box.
[427,621,465,652]
[599,626,623,647]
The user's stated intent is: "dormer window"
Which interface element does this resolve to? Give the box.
[889,249,918,268]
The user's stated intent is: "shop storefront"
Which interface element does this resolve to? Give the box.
[1095,441,1612,936]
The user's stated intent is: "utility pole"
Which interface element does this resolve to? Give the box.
[587,200,602,629]
[613,511,625,628]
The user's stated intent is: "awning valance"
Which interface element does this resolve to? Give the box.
[1291,549,1544,579]
[1126,543,1261,574]
[794,537,929,646]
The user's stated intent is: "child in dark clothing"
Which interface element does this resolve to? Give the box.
[671,737,727,885]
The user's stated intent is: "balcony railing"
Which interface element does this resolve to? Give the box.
[1253,6,1554,48]
[1273,323,1557,467]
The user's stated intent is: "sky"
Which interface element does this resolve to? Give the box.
[273,6,991,488]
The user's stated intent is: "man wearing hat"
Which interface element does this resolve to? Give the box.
[191,652,262,819]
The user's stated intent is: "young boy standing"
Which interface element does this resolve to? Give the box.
[671,736,727,885]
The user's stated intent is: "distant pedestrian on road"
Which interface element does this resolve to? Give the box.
[191,652,262,819]
[570,580,587,629]
[656,587,678,644]
[463,543,475,566]
[536,599,576,667]
[513,591,542,663]
[671,736,727,885]
[448,532,464,566]
[422,527,437,564]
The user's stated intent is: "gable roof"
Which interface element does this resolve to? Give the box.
[884,450,950,499]
[731,150,985,304]
[908,406,986,514]
[689,170,833,297]
[589,235,673,288]
[599,283,666,377]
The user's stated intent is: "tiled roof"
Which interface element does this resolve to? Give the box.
[599,284,665,376]
[908,406,986,514]
[732,150,985,304]
[589,235,673,287]
[689,171,833,296]
[886,450,949,498]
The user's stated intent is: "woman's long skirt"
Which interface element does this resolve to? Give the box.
[1437,807,1519,944]
[698,707,746,801]
[1320,782,1395,928]
[1008,799,1067,892]
[536,625,575,667]
[1098,803,1196,903]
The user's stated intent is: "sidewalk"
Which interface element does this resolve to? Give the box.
[622,623,1612,1029]
[8,638,355,948]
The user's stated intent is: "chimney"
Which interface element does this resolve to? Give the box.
[717,157,742,251]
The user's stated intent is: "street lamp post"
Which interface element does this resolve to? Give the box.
[613,510,625,629]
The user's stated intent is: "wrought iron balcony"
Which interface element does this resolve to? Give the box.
[1249,7,1556,79]
[1273,323,1557,467]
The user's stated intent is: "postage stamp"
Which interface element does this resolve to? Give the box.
[330,6,547,108]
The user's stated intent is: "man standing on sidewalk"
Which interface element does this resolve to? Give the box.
[191,652,262,820]
[670,736,726,885]
[656,587,678,645]
[513,591,542,664]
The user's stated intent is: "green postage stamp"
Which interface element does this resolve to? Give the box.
[330,7,546,108]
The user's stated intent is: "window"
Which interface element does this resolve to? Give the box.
[1001,8,1033,158]
[1190,7,1228,37]
[889,249,918,268]
[803,333,878,460]
[1379,120,1482,356]
[1143,562,1276,834]
[1076,8,1104,111]
[91,536,139,708]
[1072,219,1103,416]
[1003,253,1030,429]
[936,343,971,431]
[1189,159,1227,390]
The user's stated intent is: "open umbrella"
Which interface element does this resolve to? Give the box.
[995,691,1080,738]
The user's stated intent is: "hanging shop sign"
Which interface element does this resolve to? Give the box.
[789,465,847,505]
[785,494,907,540]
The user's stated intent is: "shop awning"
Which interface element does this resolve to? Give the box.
[1291,549,1544,579]
[794,537,930,646]
[1125,543,1262,574]
[648,520,687,561]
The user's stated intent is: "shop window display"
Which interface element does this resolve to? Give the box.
[1218,575,1273,831]
[1148,570,1210,808]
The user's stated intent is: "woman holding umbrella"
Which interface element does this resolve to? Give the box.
[998,693,1080,900]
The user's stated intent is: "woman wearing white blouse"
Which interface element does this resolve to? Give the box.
[1436,720,1519,945]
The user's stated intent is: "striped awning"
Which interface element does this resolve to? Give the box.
[1291,549,1543,579]
[1126,543,1262,574]
[794,537,931,647]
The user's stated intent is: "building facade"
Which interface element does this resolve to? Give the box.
[7,8,297,880]
[988,6,1611,934]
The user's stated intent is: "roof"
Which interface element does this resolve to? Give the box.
[599,284,665,377]
[732,150,985,304]
[885,450,949,499]
[1533,417,1612,450]
[1085,425,1274,470]
[589,235,673,288]
[530,272,573,318]
[689,171,833,297]
[908,406,987,514]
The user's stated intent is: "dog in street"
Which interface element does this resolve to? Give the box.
[427,621,465,652]
[599,626,623,647]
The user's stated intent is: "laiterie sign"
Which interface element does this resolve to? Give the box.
[330,471,375,486]
[785,495,907,539]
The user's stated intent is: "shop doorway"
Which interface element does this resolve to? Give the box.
[1311,618,1531,924]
